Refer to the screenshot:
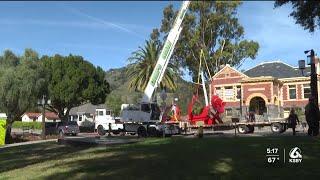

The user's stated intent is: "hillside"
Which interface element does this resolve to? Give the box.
[105,66,196,115]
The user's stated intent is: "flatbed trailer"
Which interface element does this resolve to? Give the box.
[174,118,288,134]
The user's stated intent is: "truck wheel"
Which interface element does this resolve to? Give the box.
[137,126,147,138]
[130,133,136,136]
[280,124,287,133]
[238,125,249,134]
[247,125,254,133]
[112,131,120,135]
[271,123,283,133]
[97,125,106,136]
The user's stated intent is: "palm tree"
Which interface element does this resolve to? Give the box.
[127,40,177,92]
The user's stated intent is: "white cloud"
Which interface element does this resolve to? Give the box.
[63,6,146,40]
[0,18,150,33]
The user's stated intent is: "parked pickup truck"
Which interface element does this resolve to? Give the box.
[57,121,80,136]
[94,108,123,136]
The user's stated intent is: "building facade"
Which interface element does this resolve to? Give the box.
[69,103,111,127]
[21,112,60,122]
[211,61,320,119]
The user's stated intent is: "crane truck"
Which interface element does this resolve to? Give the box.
[117,1,287,137]
[119,1,190,137]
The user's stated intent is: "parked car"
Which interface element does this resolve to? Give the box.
[57,121,80,136]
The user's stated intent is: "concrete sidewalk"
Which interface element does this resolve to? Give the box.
[0,139,57,149]
[58,136,141,146]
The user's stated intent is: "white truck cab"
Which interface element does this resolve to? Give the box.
[95,108,124,136]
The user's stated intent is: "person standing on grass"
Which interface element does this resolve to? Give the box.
[305,96,320,136]
[288,109,300,136]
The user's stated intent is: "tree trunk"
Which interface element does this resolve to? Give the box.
[57,108,71,123]
[5,119,13,144]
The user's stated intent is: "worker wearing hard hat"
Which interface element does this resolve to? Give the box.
[170,98,181,122]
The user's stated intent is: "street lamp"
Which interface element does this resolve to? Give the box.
[38,95,51,140]
[304,49,318,106]
[300,50,320,136]
[298,59,307,76]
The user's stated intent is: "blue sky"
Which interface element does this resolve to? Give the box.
[0,1,319,76]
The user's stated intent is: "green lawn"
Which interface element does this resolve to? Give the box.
[0,136,319,180]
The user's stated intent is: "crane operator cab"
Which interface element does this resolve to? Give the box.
[120,101,161,123]
[140,103,161,121]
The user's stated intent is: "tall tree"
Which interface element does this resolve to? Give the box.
[275,0,320,33]
[155,1,259,81]
[0,49,46,119]
[127,39,178,92]
[0,49,47,142]
[42,54,109,121]
[0,50,19,67]
[106,94,123,116]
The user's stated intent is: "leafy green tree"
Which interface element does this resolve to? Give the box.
[127,39,178,92]
[274,0,320,32]
[42,54,109,121]
[155,1,259,81]
[0,49,46,120]
[106,94,123,116]
[0,50,19,67]
[0,49,47,142]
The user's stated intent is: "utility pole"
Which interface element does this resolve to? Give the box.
[306,49,319,105]
[42,98,46,140]
[299,50,320,136]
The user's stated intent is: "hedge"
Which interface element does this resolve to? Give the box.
[12,121,42,130]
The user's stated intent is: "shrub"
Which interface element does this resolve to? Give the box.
[12,121,42,130]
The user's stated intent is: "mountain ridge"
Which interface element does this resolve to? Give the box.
[105,65,195,114]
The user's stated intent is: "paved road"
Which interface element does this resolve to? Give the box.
[74,125,309,139]
[185,125,308,137]
[3,125,309,148]
[12,125,307,138]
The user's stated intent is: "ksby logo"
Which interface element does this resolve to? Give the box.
[288,147,302,163]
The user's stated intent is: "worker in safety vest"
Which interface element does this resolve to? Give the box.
[170,98,181,121]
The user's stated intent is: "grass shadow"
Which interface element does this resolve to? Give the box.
[0,142,93,173]
[1,136,319,179]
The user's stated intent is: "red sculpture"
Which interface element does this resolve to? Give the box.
[188,94,225,125]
